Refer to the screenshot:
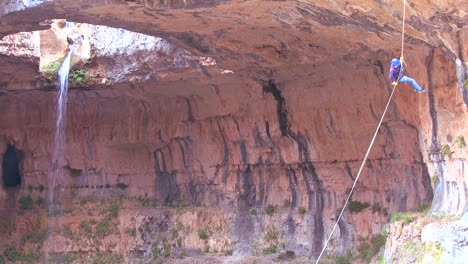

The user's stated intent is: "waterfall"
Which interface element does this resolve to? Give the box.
[48,44,75,214]
[45,27,81,260]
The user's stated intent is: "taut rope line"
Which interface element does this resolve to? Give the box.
[314,0,407,262]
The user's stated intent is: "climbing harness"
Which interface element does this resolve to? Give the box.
[314,0,407,263]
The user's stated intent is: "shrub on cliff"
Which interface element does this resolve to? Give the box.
[454,136,466,149]
[348,200,370,213]
[297,206,307,215]
[198,229,209,241]
[431,175,440,184]
[19,195,33,210]
[69,69,87,85]
[357,234,387,263]
[391,212,414,224]
[20,229,47,245]
[334,251,353,264]
[263,244,278,254]
[265,204,275,216]
[441,144,453,160]
[95,218,112,238]
[3,246,18,262]
[41,60,62,81]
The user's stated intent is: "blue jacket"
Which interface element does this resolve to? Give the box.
[389,65,403,82]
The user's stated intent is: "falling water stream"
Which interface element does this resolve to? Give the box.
[45,22,81,260]
[48,44,75,211]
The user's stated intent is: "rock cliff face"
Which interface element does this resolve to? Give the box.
[0,0,466,262]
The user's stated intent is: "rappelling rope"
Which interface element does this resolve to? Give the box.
[400,0,406,61]
[314,0,407,263]
[314,84,397,264]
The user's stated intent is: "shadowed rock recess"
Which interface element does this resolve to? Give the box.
[0,0,466,263]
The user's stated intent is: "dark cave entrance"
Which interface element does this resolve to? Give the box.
[2,144,21,188]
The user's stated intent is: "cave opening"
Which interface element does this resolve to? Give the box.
[2,144,21,188]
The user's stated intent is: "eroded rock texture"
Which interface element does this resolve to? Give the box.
[0,0,466,261]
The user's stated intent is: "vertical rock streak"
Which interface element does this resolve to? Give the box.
[262,80,325,257]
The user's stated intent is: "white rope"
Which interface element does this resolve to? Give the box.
[401,0,406,59]
[314,84,397,263]
[314,1,407,262]
[401,0,406,60]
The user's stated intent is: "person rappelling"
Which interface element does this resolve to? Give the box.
[389,58,426,93]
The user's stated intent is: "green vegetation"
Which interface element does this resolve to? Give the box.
[431,241,444,263]
[48,253,79,264]
[464,79,468,91]
[440,144,453,160]
[334,251,353,264]
[0,255,4,264]
[19,195,34,210]
[265,204,275,216]
[108,202,119,218]
[95,218,112,238]
[264,226,279,242]
[137,197,157,207]
[418,203,432,213]
[250,208,257,215]
[91,252,123,264]
[348,200,370,213]
[3,246,19,262]
[69,69,87,85]
[391,212,414,224]
[432,175,440,184]
[263,244,278,254]
[79,220,92,234]
[357,234,387,263]
[38,184,45,193]
[454,136,466,149]
[263,225,280,255]
[1,246,38,263]
[176,237,183,247]
[198,229,209,241]
[20,229,47,245]
[378,256,386,264]
[79,217,115,239]
[41,60,62,81]
[398,240,425,263]
[80,196,97,206]
[297,206,306,215]
[381,225,388,237]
